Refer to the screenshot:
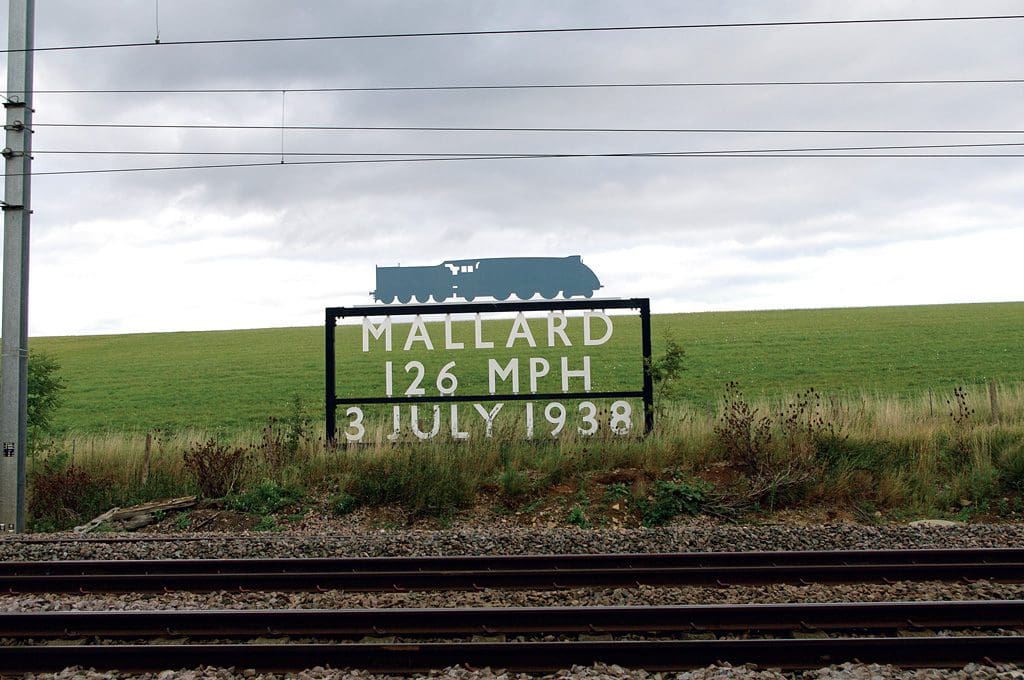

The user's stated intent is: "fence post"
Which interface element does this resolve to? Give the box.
[989,381,1001,424]
[142,432,152,486]
[928,389,934,418]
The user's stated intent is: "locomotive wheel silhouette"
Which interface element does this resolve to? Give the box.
[495,290,511,301]
[398,293,412,304]
[516,289,533,300]
[540,288,558,299]
[433,290,450,302]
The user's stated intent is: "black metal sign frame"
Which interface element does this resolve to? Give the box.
[325,298,653,442]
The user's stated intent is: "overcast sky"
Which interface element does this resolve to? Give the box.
[2,1,1022,336]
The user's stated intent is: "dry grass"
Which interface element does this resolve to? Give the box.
[29,382,1024,528]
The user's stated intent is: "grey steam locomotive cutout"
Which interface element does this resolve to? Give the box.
[373,256,602,303]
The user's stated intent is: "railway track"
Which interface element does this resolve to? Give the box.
[2,548,1022,592]
[1,600,1021,638]
[2,549,1022,674]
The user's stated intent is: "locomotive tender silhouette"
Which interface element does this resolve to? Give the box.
[373,256,602,303]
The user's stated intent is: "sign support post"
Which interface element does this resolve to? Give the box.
[639,298,654,434]
[1,0,34,533]
[325,308,337,444]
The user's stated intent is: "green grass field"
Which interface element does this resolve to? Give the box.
[30,301,1024,434]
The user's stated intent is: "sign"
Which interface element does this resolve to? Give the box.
[373,255,602,303]
[325,299,653,443]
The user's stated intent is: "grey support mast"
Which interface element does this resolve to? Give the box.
[0,0,34,533]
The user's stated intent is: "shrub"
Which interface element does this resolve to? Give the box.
[27,351,67,450]
[182,439,248,498]
[28,453,111,530]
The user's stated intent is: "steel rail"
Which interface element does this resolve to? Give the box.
[2,532,1018,545]
[0,637,1021,673]
[2,562,1023,593]
[0,601,1021,638]
[2,548,1022,574]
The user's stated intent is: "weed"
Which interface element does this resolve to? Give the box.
[182,439,247,498]
[946,386,976,459]
[714,382,773,475]
[779,387,847,457]
[566,504,590,528]
[253,515,280,532]
[255,419,290,473]
[756,467,817,511]
[947,386,975,427]
[995,441,1024,493]
[257,394,313,473]
[519,499,543,514]
[330,492,357,516]
[638,479,709,527]
[346,447,476,518]
[603,482,631,504]
[498,466,530,499]
[854,500,882,524]
[173,511,192,531]
[284,394,311,454]
[225,480,305,515]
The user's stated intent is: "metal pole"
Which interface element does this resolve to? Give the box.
[325,309,337,444]
[1,0,34,533]
[638,298,654,434]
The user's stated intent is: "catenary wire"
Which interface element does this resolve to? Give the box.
[29,142,1024,157]
[30,123,1024,134]
[7,151,1023,178]
[3,14,1022,53]
[22,78,1024,94]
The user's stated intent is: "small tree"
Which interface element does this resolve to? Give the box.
[648,336,686,410]
[27,350,66,449]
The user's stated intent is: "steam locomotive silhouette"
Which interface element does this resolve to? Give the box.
[373,256,602,303]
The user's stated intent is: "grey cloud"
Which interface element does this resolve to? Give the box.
[9,0,1024,333]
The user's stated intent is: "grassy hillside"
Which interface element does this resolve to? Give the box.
[31,301,1024,434]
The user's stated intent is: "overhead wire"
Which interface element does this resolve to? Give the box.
[30,122,1024,134]
[3,13,1022,53]
[9,148,1024,178]
[22,78,1024,94]
[29,142,1024,157]
[9,13,1021,179]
